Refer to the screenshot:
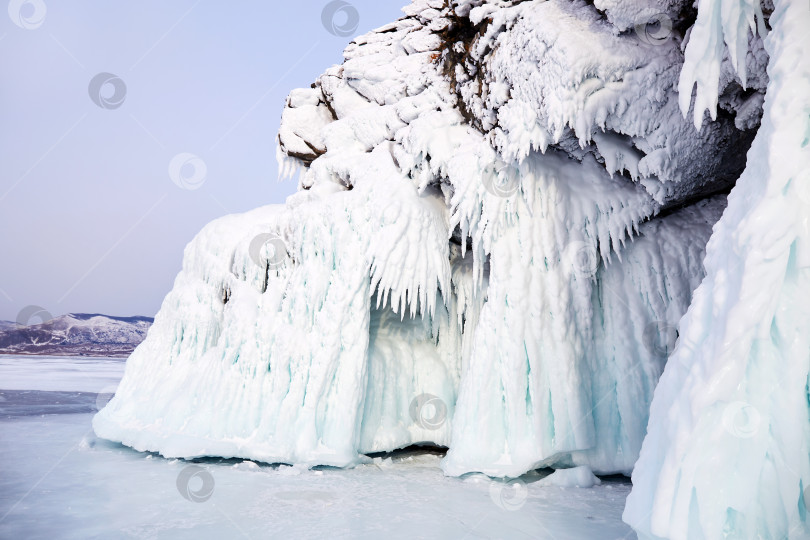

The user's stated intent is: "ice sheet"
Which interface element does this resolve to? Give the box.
[0,356,634,539]
[0,355,125,392]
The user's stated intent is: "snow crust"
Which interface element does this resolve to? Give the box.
[95,0,766,485]
[624,0,810,537]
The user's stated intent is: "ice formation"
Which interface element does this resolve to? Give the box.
[537,465,602,488]
[624,0,810,538]
[92,0,797,531]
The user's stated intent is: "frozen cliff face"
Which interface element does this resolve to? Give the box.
[624,0,810,538]
[95,0,768,480]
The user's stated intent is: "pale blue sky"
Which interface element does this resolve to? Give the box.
[0,0,405,321]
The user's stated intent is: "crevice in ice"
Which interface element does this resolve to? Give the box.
[221,286,231,305]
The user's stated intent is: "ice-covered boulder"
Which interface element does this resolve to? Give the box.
[95,0,768,485]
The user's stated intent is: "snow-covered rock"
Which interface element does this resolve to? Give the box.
[94,0,778,518]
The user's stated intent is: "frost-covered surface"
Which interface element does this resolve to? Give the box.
[624,0,810,537]
[443,195,724,477]
[96,0,766,483]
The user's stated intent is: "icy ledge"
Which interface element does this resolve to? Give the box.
[92,181,726,472]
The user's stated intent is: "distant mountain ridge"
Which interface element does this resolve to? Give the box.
[0,313,153,357]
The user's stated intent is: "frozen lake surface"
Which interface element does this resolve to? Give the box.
[0,355,635,539]
[0,354,126,392]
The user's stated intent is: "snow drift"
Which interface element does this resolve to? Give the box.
[91,0,804,535]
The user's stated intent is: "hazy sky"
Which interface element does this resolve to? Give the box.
[0,0,406,322]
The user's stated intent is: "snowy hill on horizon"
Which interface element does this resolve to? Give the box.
[0,313,153,357]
